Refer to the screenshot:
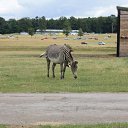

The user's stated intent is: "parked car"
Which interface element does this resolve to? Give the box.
[98,42,106,45]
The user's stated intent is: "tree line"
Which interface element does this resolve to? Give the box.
[0,15,117,34]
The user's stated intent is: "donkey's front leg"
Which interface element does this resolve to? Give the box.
[52,63,56,78]
[60,63,64,79]
[62,62,68,79]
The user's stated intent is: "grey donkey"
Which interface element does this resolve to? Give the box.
[40,44,78,79]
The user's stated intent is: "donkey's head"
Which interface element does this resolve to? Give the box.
[70,60,78,79]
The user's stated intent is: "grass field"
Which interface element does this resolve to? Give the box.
[1,123,128,128]
[0,33,128,93]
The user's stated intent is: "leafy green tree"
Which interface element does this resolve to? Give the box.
[78,28,84,37]
[28,28,35,37]
[18,17,32,32]
[0,17,8,34]
[0,15,118,34]
[84,18,92,33]
[47,18,58,29]
[69,16,78,30]
[8,19,19,33]
[63,20,71,37]
[58,17,67,29]
[31,16,39,31]
[38,16,47,33]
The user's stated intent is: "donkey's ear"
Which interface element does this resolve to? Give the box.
[75,61,78,64]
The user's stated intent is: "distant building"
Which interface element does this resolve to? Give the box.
[70,30,79,35]
[36,29,63,34]
[36,29,78,35]
[20,32,29,35]
[117,6,128,57]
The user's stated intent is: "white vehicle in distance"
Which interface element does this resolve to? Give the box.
[98,42,106,45]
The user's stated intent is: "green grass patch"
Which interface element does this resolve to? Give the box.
[0,34,127,93]
[2,123,128,128]
[0,125,6,128]
[0,50,128,93]
[38,123,128,128]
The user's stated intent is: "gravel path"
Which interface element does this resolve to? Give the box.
[0,93,128,125]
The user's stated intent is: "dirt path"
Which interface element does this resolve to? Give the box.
[0,93,128,125]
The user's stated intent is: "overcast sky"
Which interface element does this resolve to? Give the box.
[0,0,128,20]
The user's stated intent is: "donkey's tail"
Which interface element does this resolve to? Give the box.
[40,52,47,58]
